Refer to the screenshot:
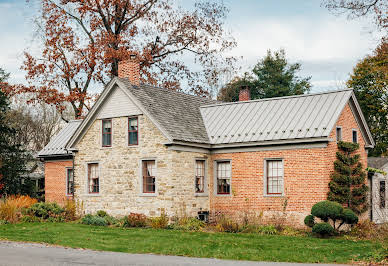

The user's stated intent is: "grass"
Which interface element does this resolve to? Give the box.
[0,222,383,264]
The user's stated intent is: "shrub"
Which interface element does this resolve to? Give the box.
[312,222,334,236]
[257,225,278,235]
[0,195,37,223]
[311,200,342,222]
[96,210,108,217]
[20,215,41,223]
[149,213,169,229]
[81,214,107,226]
[63,199,78,221]
[215,217,240,233]
[304,214,315,228]
[123,213,148,228]
[172,217,205,231]
[340,208,358,225]
[26,202,65,221]
[0,219,8,225]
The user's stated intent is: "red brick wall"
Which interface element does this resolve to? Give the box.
[44,160,73,205]
[209,103,368,226]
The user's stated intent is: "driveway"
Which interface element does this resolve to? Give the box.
[0,241,346,266]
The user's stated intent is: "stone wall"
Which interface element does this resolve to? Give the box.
[73,115,209,217]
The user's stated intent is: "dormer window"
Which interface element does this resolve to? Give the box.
[102,119,112,147]
[128,117,138,145]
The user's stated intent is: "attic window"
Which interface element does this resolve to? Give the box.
[102,119,112,147]
[352,129,358,143]
[128,117,138,145]
[336,127,342,142]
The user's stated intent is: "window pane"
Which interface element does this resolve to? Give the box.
[143,161,156,193]
[217,161,231,194]
[336,128,342,141]
[380,181,386,208]
[102,120,111,133]
[195,160,205,193]
[129,118,138,130]
[267,160,283,195]
[67,169,74,195]
[129,131,138,145]
[102,134,111,146]
[353,130,357,143]
[88,164,99,194]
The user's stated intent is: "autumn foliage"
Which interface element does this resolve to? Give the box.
[7,0,236,119]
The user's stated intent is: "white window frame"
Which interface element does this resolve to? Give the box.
[194,158,208,196]
[85,162,100,196]
[66,167,74,196]
[352,129,358,143]
[101,119,113,148]
[336,126,342,142]
[139,158,158,196]
[213,160,232,196]
[127,116,140,147]
[263,158,285,197]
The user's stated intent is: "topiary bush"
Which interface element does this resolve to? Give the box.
[312,222,334,237]
[305,200,359,236]
[311,200,342,222]
[304,214,315,228]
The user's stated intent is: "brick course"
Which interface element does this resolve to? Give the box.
[209,103,368,226]
[44,160,73,205]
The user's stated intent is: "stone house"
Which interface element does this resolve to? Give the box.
[367,157,388,224]
[38,58,375,226]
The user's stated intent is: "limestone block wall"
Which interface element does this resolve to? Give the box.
[73,115,209,217]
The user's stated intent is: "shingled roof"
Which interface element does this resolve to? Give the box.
[118,78,217,144]
[38,120,82,158]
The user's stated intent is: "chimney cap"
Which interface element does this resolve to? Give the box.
[129,54,137,60]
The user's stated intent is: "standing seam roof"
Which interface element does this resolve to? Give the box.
[200,89,353,145]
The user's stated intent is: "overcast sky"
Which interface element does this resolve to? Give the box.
[0,0,382,93]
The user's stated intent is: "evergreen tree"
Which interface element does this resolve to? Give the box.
[218,49,311,102]
[0,69,34,196]
[328,141,368,214]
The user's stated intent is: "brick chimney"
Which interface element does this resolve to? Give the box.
[118,54,140,85]
[239,86,250,101]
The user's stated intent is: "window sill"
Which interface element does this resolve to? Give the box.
[195,193,208,197]
[85,193,101,197]
[263,194,284,197]
[214,193,231,197]
[139,193,157,197]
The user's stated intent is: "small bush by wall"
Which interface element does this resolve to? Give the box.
[123,213,147,228]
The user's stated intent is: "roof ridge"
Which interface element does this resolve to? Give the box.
[118,77,217,104]
[200,88,353,108]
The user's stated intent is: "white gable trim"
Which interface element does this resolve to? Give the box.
[66,78,172,149]
[326,91,374,148]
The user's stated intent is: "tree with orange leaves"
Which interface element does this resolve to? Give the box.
[10,0,236,120]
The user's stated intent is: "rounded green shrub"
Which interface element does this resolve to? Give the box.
[312,222,334,236]
[311,200,342,222]
[81,214,107,226]
[304,214,315,228]
[26,202,65,220]
[172,217,205,231]
[341,208,358,225]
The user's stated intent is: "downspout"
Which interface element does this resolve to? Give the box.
[369,171,373,222]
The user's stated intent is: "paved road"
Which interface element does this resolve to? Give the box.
[0,241,346,266]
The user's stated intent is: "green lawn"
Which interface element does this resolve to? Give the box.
[0,223,383,263]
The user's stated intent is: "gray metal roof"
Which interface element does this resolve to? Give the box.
[118,78,217,144]
[200,89,353,145]
[368,157,388,169]
[38,120,82,157]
